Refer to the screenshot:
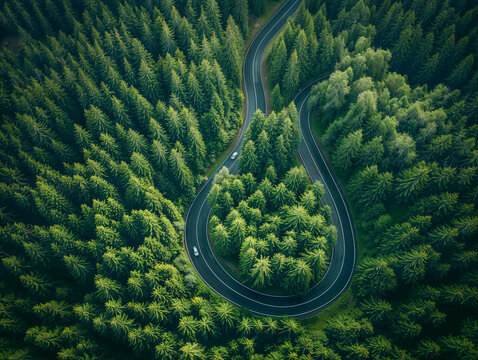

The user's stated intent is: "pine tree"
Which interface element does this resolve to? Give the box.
[294,29,310,81]
[285,259,313,294]
[212,224,232,257]
[318,28,334,72]
[279,235,297,257]
[234,0,249,37]
[130,152,153,181]
[84,105,113,139]
[151,139,169,171]
[360,136,384,166]
[395,162,431,203]
[160,20,177,55]
[222,21,242,86]
[139,58,159,103]
[169,149,194,194]
[354,257,397,299]
[284,167,309,195]
[156,333,177,359]
[239,140,258,175]
[272,183,293,208]
[94,275,122,301]
[302,248,327,279]
[380,222,420,254]
[251,256,272,289]
[448,55,474,88]
[366,336,394,358]
[186,126,206,173]
[273,135,289,175]
[348,166,393,207]
[24,326,63,351]
[197,316,217,339]
[214,302,237,330]
[63,254,93,283]
[245,189,264,211]
[417,54,439,84]
[240,247,257,278]
[246,110,266,142]
[283,50,301,99]
[165,107,183,143]
[333,130,363,172]
[392,319,422,341]
[271,84,284,112]
[284,206,311,233]
[228,216,246,254]
[398,246,429,284]
[269,37,288,86]
[391,27,412,71]
[170,69,186,103]
[19,272,53,297]
[415,339,442,359]
[186,71,205,113]
[178,316,198,339]
[361,298,393,323]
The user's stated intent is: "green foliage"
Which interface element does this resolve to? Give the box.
[0,0,262,357]
[208,167,334,295]
[287,2,478,357]
[0,0,477,359]
[270,84,284,113]
[240,106,300,178]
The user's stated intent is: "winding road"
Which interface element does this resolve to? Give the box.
[184,0,356,317]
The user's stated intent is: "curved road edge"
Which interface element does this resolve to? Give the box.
[184,0,357,317]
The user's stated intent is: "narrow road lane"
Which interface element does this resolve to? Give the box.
[184,0,356,317]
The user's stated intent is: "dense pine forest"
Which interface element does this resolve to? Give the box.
[0,0,476,360]
[267,0,477,358]
[208,106,336,295]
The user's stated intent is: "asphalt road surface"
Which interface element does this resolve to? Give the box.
[184,0,357,317]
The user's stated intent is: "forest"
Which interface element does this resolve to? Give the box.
[267,0,478,358]
[0,0,477,359]
[208,107,336,294]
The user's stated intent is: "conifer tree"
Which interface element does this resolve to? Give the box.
[283,50,301,99]
[234,0,249,37]
[333,130,363,173]
[222,22,242,86]
[212,224,232,257]
[169,148,195,195]
[251,256,272,289]
[395,162,431,203]
[139,58,159,103]
[271,84,284,112]
[285,259,313,295]
[85,106,113,139]
[448,55,474,88]
[239,140,258,175]
[269,37,288,86]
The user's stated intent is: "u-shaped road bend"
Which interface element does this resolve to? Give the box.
[184,0,357,317]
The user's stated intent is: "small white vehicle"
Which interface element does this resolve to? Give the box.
[230,152,238,160]
[193,246,199,257]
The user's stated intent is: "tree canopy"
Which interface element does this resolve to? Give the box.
[209,164,334,294]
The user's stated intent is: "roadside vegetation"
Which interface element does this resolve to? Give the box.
[265,0,478,358]
[208,107,335,295]
[0,0,476,359]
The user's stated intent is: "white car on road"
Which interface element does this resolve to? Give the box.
[193,246,199,257]
[230,152,238,160]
